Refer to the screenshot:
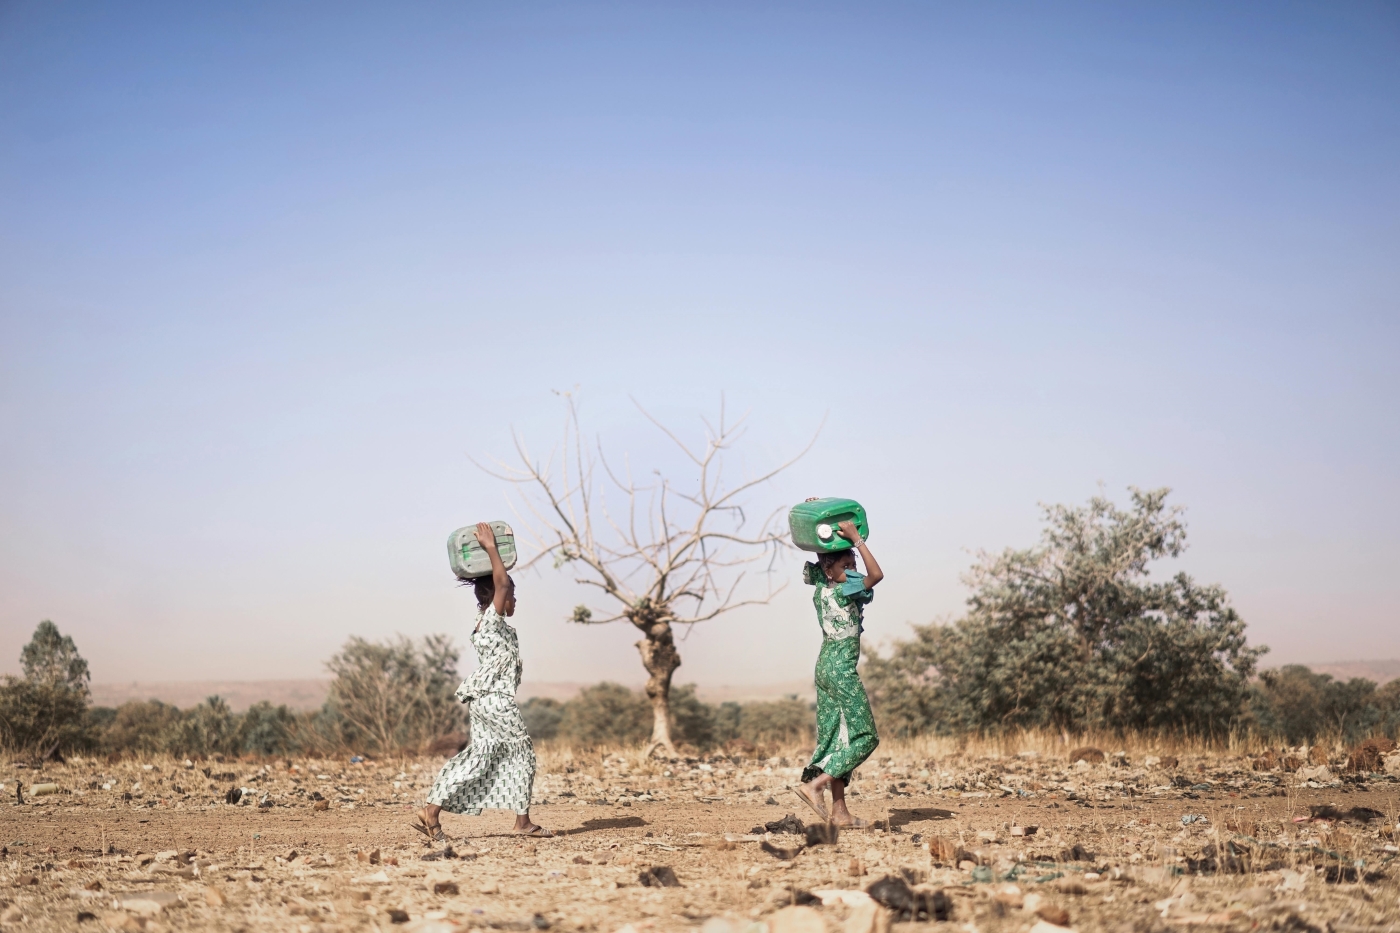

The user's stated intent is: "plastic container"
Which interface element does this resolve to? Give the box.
[788,498,869,553]
[447,522,518,579]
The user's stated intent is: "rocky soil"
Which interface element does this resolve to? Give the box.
[1,743,1397,933]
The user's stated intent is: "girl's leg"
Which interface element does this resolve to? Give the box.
[827,776,869,828]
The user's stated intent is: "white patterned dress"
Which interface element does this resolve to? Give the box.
[426,606,536,815]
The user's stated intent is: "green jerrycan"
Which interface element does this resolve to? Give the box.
[447,522,518,579]
[788,498,869,553]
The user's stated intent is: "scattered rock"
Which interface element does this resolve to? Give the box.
[638,866,681,887]
[203,886,226,907]
[1028,921,1076,933]
[1036,904,1071,925]
[1068,747,1104,764]
[1347,737,1397,772]
[758,813,806,835]
[433,881,459,896]
[866,875,951,922]
[388,908,411,923]
[1306,804,1386,823]
[803,823,838,846]
[1296,765,1332,783]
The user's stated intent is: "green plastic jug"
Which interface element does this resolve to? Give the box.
[788,498,869,553]
[447,522,518,579]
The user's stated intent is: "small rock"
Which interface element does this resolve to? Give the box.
[928,837,958,861]
[1068,747,1104,764]
[204,886,226,907]
[1057,878,1086,896]
[479,881,500,894]
[847,858,866,876]
[312,799,330,811]
[1036,904,1071,926]
[433,882,459,896]
[638,866,682,887]
[388,908,410,923]
[1028,921,1075,933]
[763,813,806,835]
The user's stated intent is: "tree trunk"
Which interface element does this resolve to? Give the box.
[631,607,681,757]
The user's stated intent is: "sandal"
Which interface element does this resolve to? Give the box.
[411,811,447,843]
[513,824,555,838]
[832,816,870,830]
[790,785,830,822]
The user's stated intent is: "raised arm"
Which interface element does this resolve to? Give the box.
[474,521,510,615]
[837,520,884,589]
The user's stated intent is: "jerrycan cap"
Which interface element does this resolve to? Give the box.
[816,523,834,540]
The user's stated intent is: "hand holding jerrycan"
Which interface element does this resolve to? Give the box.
[788,498,869,552]
[446,521,518,579]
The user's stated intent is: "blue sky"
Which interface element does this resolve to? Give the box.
[1,2,1397,688]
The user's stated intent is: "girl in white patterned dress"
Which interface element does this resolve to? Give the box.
[414,522,552,839]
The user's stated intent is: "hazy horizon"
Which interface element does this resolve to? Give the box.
[2,3,1397,688]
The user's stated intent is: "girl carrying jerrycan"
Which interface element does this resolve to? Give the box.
[787,497,884,829]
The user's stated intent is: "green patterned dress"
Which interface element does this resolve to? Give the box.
[800,562,879,784]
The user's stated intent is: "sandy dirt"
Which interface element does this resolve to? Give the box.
[1,748,1397,933]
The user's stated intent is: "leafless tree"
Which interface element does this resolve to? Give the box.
[476,393,816,755]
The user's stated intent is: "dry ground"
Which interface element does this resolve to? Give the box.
[2,741,1398,933]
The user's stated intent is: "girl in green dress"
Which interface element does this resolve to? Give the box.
[793,519,884,828]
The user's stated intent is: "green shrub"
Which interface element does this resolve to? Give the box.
[864,489,1264,737]
[519,697,564,741]
[557,683,651,746]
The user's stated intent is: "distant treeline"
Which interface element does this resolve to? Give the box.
[0,621,815,759]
